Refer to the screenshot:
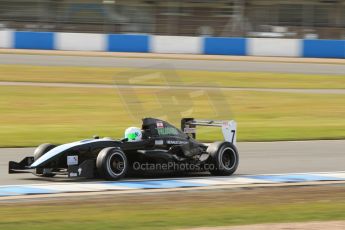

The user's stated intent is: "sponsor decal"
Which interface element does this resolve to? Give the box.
[69,172,78,177]
[166,140,189,145]
[157,127,179,136]
[156,121,164,128]
[155,140,164,145]
[67,155,78,166]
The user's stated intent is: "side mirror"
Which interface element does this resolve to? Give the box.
[93,135,100,139]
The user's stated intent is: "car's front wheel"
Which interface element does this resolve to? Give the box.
[33,143,56,177]
[207,141,239,176]
[96,147,128,180]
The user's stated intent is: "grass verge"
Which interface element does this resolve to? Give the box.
[0,185,345,230]
[0,85,344,147]
[0,65,345,89]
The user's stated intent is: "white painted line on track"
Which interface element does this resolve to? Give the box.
[183,177,273,185]
[30,183,135,192]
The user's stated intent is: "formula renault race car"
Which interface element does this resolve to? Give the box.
[9,118,239,180]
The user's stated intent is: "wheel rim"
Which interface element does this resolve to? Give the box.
[219,147,237,170]
[106,152,126,177]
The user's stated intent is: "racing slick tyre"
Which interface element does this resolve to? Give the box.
[33,143,56,177]
[96,147,128,180]
[207,141,239,176]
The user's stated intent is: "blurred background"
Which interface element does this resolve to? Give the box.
[0,0,344,39]
[0,0,345,147]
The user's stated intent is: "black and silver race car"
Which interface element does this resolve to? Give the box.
[9,118,239,180]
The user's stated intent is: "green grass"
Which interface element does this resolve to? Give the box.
[0,85,344,147]
[0,191,345,230]
[0,64,345,89]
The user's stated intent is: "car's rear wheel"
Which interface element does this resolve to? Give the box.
[33,143,56,177]
[96,147,128,180]
[207,141,239,176]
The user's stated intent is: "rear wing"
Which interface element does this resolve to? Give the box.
[181,118,237,145]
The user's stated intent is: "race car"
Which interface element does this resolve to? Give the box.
[9,118,239,180]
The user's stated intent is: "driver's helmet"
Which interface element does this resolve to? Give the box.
[124,127,142,142]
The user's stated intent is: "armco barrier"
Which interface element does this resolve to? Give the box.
[107,34,149,52]
[150,35,202,54]
[1,30,345,59]
[0,30,13,48]
[203,37,246,55]
[303,39,345,58]
[14,31,54,50]
[248,38,301,57]
[55,32,106,51]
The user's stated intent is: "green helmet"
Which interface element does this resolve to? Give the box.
[125,127,142,142]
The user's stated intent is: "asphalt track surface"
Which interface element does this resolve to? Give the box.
[1,53,345,74]
[1,140,344,185]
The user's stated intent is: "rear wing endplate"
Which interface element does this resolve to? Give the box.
[181,118,237,145]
